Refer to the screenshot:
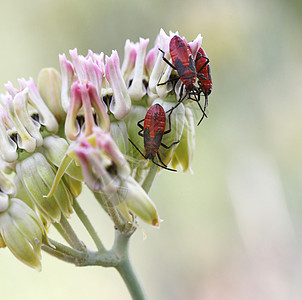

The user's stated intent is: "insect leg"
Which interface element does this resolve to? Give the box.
[158,48,176,69]
[164,110,173,134]
[157,76,180,86]
[161,140,180,149]
[190,87,208,125]
[137,118,145,137]
[128,138,146,159]
[196,55,210,74]
[165,85,187,114]
[154,153,177,172]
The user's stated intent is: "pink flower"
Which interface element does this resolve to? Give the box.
[105,50,131,120]
[65,81,110,140]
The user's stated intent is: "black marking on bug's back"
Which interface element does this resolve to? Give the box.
[144,128,164,159]
[188,56,196,72]
[176,39,184,47]
[153,129,164,146]
[152,111,159,121]
[174,58,187,77]
[144,127,151,146]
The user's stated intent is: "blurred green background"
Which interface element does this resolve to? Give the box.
[1,0,302,299]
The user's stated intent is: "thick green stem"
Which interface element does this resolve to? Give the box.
[73,198,106,252]
[114,231,148,300]
[117,259,147,300]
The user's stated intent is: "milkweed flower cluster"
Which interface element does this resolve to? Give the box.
[0,29,205,270]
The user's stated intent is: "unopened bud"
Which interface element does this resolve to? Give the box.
[171,106,195,172]
[65,81,110,140]
[0,196,45,271]
[105,50,131,119]
[38,68,66,123]
[16,153,73,223]
[127,38,149,101]
[123,177,160,227]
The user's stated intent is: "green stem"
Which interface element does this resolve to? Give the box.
[42,244,79,264]
[114,231,148,300]
[73,198,106,252]
[42,237,86,263]
[48,238,85,258]
[53,222,74,247]
[60,215,85,251]
[142,164,158,193]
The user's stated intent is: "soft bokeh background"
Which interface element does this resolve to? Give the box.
[1,0,302,299]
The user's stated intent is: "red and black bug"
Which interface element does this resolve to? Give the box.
[158,35,206,124]
[195,48,212,108]
[189,47,212,125]
[128,104,179,172]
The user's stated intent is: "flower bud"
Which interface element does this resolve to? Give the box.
[74,128,130,193]
[145,34,160,77]
[123,176,160,227]
[121,39,137,85]
[110,120,129,155]
[42,136,83,197]
[0,169,15,195]
[42,136,83,181]
[2,91,38,154]
[188,34,203,58]
[65,81,110,140]
[38,68,66,123]
[0,192,9,211]
[13,89,43,147]
[0,108,18,162]
[156,62,173,99]
[127,38,149,101]
[0,196,45,271]
[16,153,73,223]
[148,29,174,95]
[69,48,104,94]
[105,50,131,119]
[64,175,82,197]
[0,157,16,175]
[14,175,36,210]
[18,78,59,133]
[73,128,159,227]
[171,106,195,172]
[59,53,75,112]
[76,141,120,193]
